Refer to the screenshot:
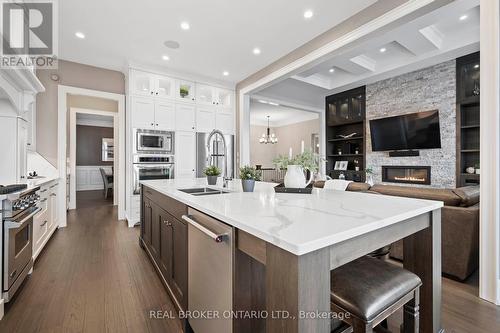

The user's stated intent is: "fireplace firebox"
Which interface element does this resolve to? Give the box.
[382,166,431,185]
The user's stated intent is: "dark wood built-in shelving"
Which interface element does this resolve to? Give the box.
[325,86,366,182]
[456,52,480,186]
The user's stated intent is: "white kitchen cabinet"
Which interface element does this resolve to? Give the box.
[17,118,28,181]
[176,80,196,103]
[48,183,59,229]
[196,106,216,132]
[175,131,196,179]
[195,85,234,108]
[195,84,216,106]
[131,97,175,130]
[131,96,155,129]
[130,70,154,96]
[216,88,234,108]
[130,70,175,99]
[155,99,176,130]
[215,109,235,134]
[33,181,58,260]
[154,75,175,99]
[175,103,196,132]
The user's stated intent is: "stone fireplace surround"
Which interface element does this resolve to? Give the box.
[365,60,456,188]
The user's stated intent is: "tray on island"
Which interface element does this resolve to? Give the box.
[273,183,313,194]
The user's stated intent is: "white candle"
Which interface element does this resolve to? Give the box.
[301,140,304,153]
[289,147,293,159]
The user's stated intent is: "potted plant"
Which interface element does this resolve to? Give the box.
[239,166,261,192]
[365,167,374,186]
[203,165,221,185]
[273,150,322,188]
[179,85,189,98]
[475,163,480,175]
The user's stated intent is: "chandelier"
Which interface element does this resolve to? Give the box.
[259,116,278,144]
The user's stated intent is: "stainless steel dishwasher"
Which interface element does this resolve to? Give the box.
[182,208,234,333]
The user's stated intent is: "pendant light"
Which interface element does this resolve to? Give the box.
[259,116,278,144]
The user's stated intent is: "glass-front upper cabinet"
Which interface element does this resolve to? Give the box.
[131,70,154,96]
[216,88,233,108]
[457,52,480,103]
[176,80,196,102]
[154,75,175,99]
[350,93,365,122]
[195,84,215,105]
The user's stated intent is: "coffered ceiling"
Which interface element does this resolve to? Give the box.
[256,0,479,107]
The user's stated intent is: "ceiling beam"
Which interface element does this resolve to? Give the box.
[349,55,377,72]
[396,26,442,55]
[419,25,444,49]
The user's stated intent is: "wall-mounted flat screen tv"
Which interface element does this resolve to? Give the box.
[369,110,441,152]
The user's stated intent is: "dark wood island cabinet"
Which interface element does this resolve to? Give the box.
[140,184,188,313]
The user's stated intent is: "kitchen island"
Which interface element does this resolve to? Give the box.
[140,178,443,333]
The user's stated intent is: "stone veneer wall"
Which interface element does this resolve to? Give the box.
[365,60,456,188]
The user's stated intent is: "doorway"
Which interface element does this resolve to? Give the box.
[71,110,117,209]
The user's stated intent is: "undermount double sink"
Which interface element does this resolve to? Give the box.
[178,187,230,196]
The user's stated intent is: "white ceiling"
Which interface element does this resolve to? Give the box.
[59,0,377,84]
[250,100,318,127]
[256,0,480,106]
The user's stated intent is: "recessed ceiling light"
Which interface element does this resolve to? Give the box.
[268,102,280,106]
[162,55,170,61]
[329,68,335,73]
[253,48,261,55]
[459,15,468,21]
[474,64,479,69]
[379,47,387,53]
[223,71,229,76]
[75,31,85,39]
[164,40,180,49]
[180,21,190,30]
[304,10,313,19]
[258,100,268,104]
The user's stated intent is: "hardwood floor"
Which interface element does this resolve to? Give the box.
[0,205,183,333]
[76,190,113,209]
[0,204,498,333]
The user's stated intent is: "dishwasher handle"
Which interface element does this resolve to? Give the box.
[182,215,228,243]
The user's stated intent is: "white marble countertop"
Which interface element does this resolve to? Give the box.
[141,178,443,256]
[25,176,59,187]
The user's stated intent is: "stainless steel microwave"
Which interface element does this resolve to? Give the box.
[134,129,174,154]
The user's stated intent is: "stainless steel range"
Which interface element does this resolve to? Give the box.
[1,185,40,302]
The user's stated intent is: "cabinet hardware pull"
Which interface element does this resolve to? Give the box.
[50,193,57,197]
[10,270,17,278]
[182,215,228,243]
[40,189,47,193]
[40,220,48,227]
[40,198,47,203]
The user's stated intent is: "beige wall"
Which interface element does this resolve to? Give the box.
[250,119,320,168]
[36,60,125,166]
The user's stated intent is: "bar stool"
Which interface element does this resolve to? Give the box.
[330,256,422,333]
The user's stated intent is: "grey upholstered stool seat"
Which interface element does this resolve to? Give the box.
[330,256,422,332]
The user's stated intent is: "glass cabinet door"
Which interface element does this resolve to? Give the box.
[350,93,365,122]
[217,88,233,108]
[196,84,215,105]
[176,80,196,102]
[132,71,153,96]
[155,76,174,99]
[459,62,480,101]
[339,97,349,122]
